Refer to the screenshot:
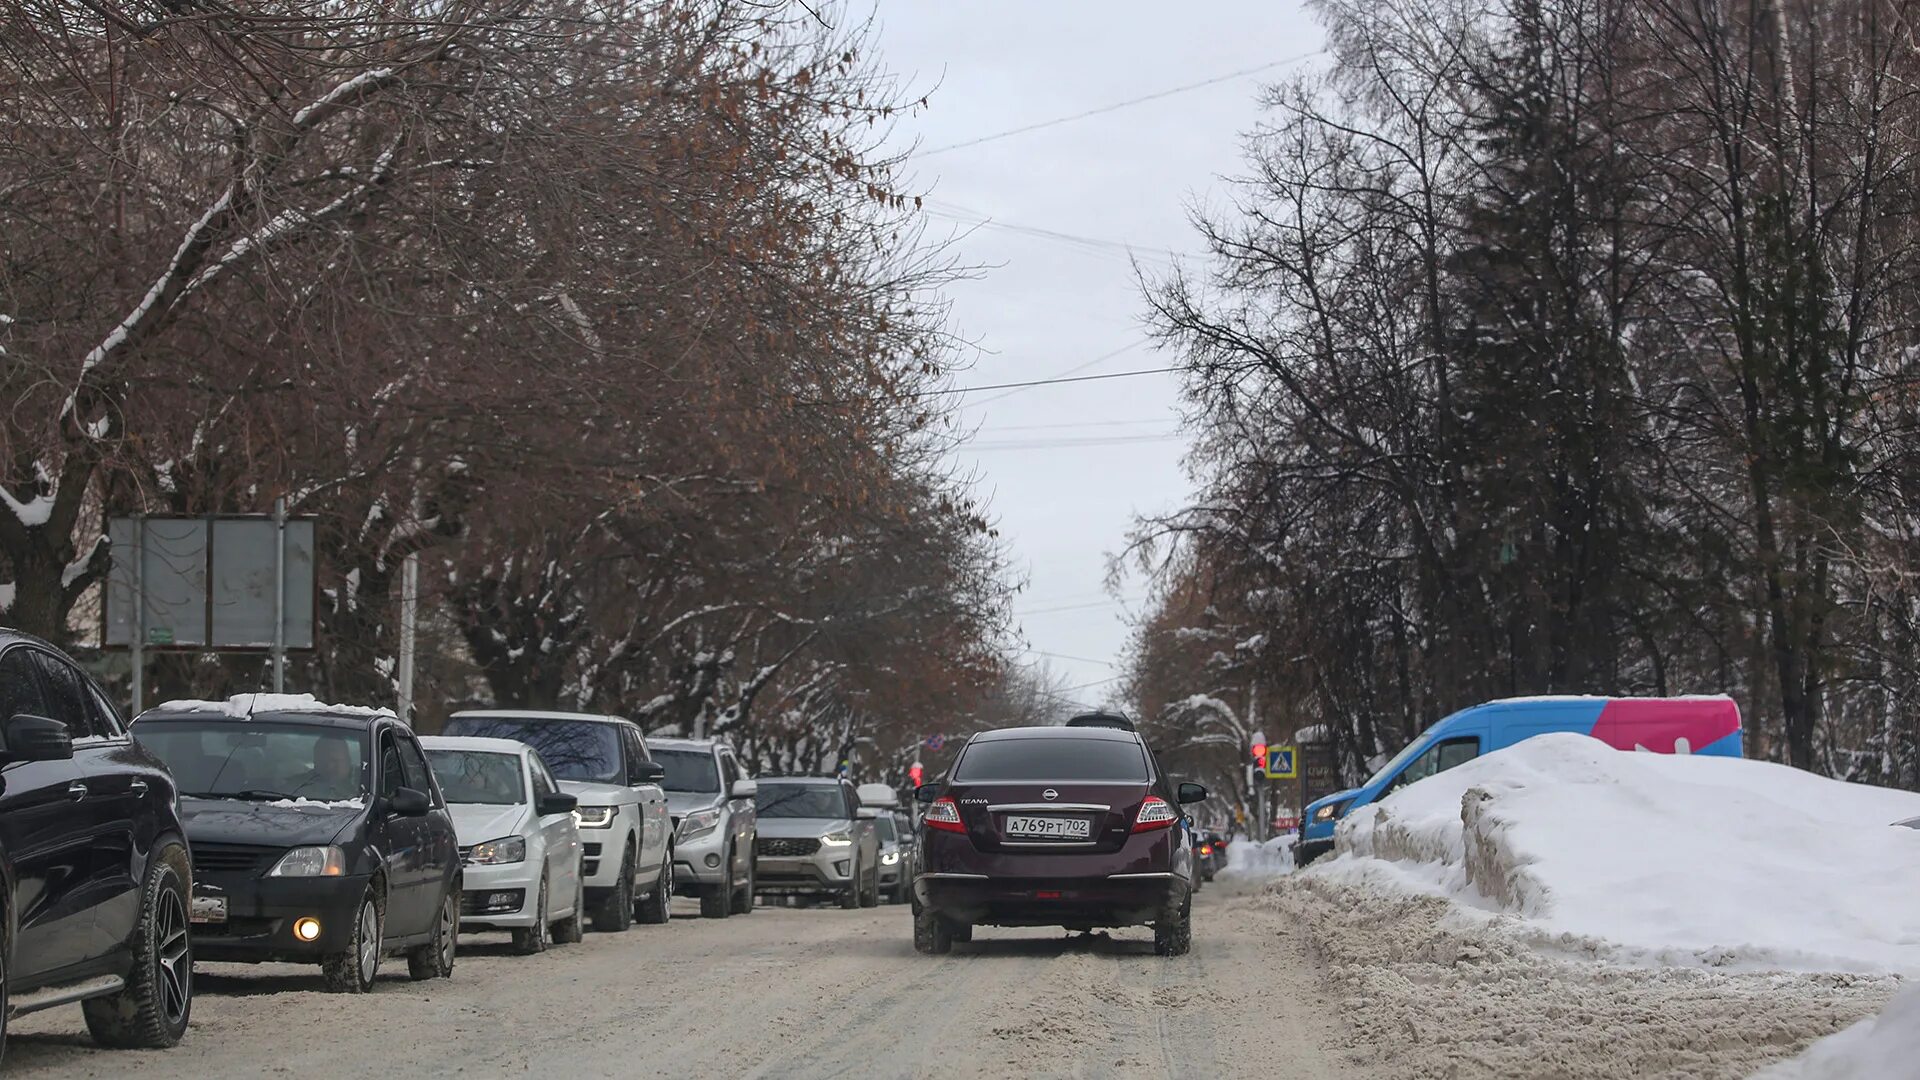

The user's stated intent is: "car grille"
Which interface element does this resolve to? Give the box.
[192,843,282,875]
[758,837,820,858]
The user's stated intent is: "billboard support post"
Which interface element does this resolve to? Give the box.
[397,552,419,723]
[129,515,145,715]
[271,497,287,693]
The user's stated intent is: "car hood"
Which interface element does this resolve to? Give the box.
[559,779,629,806]
[667,791,724,817]
[180,796,366,848]
[757,816,851,840]
[448,803,529,846]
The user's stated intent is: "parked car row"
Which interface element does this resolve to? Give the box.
[0,628,878,1063]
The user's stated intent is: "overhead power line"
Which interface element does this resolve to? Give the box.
[929,365,1183,398]
[918,49,1325,157]
[961,432,1188,452]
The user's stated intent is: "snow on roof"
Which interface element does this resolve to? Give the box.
[149,693,394,721]
[418,735,533,756]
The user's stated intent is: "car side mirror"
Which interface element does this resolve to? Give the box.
[1176,782,1209,805]
[913,784,941,804]
[855,806,879,820]
[389,787,432,817]
[537,792,578,816]
[2,714,73,763]
[731,779,758,799]
[632,760,666,784]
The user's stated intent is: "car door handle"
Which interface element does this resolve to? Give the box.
[67,781,89,800]
[129,779,148,795]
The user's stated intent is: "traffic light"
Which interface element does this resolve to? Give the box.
[908,761,924,788]
[1251,742,1267,770]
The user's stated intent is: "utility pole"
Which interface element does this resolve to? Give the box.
[271,497,287,693]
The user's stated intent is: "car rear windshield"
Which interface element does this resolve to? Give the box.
[425,749,525,806]
[756,783,847,819]
[652,748,719,793]
[442,717,620,784]
[134,719,370,803]
[953,737,1150,783]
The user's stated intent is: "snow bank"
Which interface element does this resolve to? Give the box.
[1325,732,1920,973]
[1223,835,1294,876]
[152,693,393,721]
[1753,983,1920,1080]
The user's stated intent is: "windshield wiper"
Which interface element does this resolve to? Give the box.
[229,789,302,802]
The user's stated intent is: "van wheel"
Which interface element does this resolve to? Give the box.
[322,889,383,993]
[859,863,880,908]
[406,887,458,980]
[1153,891,1192,957]
[913,908,952,955]
[84,842,191,1047]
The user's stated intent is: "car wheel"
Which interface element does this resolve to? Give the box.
[407,886,458,980]
[1153,890,1193,957]
[553,867,586,945]
[729,847,756,915]
[637,851,673,924]
[0,922,9,1065]
[839,859,862,909]
[322,888,383,993]
[913,907,952,955]
[859,862,880,908]
[593,846,636,932]
[513,874,552,955]
[700,847,731,918]
[83,842,191,1048]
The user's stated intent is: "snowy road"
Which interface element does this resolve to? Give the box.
[6,877,1351,1079]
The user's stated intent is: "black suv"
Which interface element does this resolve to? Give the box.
[0,630,191,1058]
[131,696,461,993]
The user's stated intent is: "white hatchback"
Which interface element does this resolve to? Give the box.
[421,736,585,954]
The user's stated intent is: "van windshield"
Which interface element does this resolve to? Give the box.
[1363,734,1432,790]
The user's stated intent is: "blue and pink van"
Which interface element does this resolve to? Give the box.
[1292,695,1743,866]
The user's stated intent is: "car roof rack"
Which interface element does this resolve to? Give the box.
[1065,711,1136,732]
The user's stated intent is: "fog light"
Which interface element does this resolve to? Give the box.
[293,917,322,942]
[704,853,721,869]
[834,860,851,877]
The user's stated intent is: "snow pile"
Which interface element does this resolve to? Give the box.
[152,693,394,721]
[1223,835,1294,876]
[1754,984,1920,1080]
[264,796,367,811]
[1327,732,1920,973]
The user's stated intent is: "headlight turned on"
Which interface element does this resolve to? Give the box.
[469,835,528,865]
[820,831,853,847]
[881,850,901,864]
[267,845,348,877]
[1312,802,1348,824]
[574,805,617,828]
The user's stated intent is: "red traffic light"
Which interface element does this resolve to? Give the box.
[1251,742,1267,768]
[908,762,925,788]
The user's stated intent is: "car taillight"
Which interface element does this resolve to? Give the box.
[924,796,966,833]
[1199,844,1213,855]
[1133,796,1177,832]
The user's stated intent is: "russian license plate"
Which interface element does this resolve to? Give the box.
[190,895,228,924]
[1003,815,1092,841]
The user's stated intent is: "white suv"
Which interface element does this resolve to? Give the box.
[443,711,672,931]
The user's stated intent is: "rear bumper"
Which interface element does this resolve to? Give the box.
[916,872,1180,928]
[190,872,369,963]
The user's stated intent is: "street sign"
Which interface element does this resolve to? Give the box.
[105,514,317,649]
[924,734,946,751]
[1265,745,1298,780]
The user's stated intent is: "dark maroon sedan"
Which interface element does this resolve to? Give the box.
[910,725,1208,956]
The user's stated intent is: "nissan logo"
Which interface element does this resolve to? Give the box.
[1042,789,1058,801]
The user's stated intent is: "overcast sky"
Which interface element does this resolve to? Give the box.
[873,4,1326,710]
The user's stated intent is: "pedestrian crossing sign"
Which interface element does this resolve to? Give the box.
[1265,745,1298,780]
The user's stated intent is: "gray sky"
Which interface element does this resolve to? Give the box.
[874,3,1325,708]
